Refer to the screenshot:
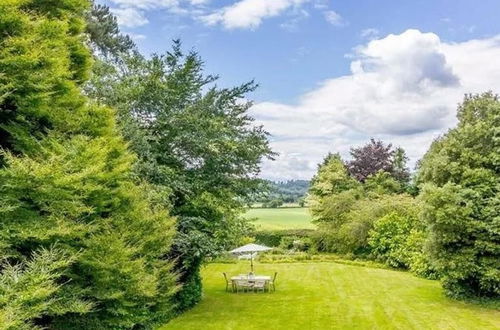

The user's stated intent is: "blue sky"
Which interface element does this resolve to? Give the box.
[101,0,500,180]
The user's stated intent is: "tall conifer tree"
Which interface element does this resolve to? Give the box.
[0,1,177,328]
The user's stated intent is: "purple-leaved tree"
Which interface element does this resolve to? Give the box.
[347,139,395,182]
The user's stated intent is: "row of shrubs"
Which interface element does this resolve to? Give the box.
[252,222,437,280]
[258,251,388,269]
[253,229,315,248]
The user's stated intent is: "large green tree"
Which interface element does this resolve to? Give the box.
[87,40,274,311]
[418,92,499,298]
[0,1,177,328]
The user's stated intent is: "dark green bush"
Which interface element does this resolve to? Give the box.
[312,194,418,255]
[174,264,203,313]
[279,236,312,251]
[418,93,500,298]
[262,199,284,208]
[368,212,415,268]
[254,229,315,247]
[279,236,298,250]
[368,211,438,279]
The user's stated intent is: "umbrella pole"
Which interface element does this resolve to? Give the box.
[251,255,254,273]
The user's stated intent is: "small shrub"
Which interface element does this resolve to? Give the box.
[259,252,389,270]
[254,229,315,247]
[279,236,298,250]
[239,236,256,245]
[264,199,284,208]
[265,247,287,255]
[293,237,312,251]
[368,211,438,279]
[368,212,414,268]
[209,253,237,264]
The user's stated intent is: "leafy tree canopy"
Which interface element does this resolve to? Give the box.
[85,3,135,58]
[418,92,500,298]
[86,39,274,310]
[347,139,411,185]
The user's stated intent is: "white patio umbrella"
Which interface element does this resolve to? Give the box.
[229,243,272,273]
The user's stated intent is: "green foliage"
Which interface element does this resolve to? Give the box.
[173,261,203,313]
[248,179,310,205]
[86,40,274,312]
[369,212,415,268]
[279,236,312,251]
[364,171,403,195]
[309,153,360,199]
[85,3,135,58]
[0,1,178,328]
[0,0,91,158]
[307,141,435,280]
[308,153,360,224]
[418,93,499,298]
[264,199,284,208]
[392,147,411,184]
[367,210,437,278]
[0,247,91,330]
[308,150,425,263]
[313,194,419,254]
[298,197,306,207]
[258,252,388,267]
[254,229,315,247]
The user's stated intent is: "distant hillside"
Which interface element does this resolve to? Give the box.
[248,179,310,207]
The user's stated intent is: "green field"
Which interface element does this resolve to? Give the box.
[161,262,499,330]
[245,207,314,230]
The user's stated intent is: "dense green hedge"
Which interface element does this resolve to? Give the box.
[254,229,315,247]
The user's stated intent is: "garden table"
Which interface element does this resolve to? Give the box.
[231,275,271,292]
[231,275,271,282]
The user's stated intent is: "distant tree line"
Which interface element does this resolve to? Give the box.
[248,180,310,207]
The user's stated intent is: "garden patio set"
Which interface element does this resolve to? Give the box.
[223,243,278,293]
[223,272,278,293]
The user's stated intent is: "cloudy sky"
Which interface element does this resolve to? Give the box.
[100,0,500,181]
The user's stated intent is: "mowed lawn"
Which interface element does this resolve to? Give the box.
[160,262,499,330]
[245,207,314,230]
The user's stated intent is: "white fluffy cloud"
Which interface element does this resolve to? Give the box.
[360,28,379,39]
[253,29,500,180]
[106,0,341,31]
[111,7,149,27]
[107,0,205,28]
[109,0,180,10]
[200,0,307,30]
[324,10,343,26]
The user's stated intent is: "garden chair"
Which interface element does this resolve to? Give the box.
[234,279,253,293]
[253,280,267,293]
[269,272,278,292]
[222,273,234,292]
